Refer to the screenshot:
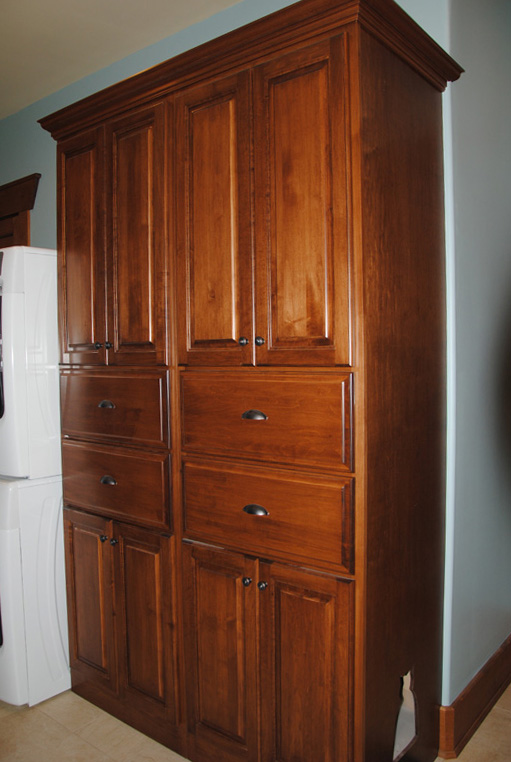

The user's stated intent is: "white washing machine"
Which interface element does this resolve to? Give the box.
[0,246,70,706]
[0,476,70,705]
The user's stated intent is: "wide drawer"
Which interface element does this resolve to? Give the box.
[62,441,170,529]
[183,458,353,573]
[60,369,169,447]
[181,372,352,471]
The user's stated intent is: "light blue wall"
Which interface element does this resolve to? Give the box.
[2,0,510,709]
[447,0,511,703]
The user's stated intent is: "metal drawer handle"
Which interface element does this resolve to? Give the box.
[243,504,269,516]
[100,475,117,486]
[98,400,116,409]
[241,409,267,421]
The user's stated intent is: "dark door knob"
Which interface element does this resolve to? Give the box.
[99,535,108,543]
[239,336,249,346]
[255,336,265,346]
[110,538,119,546]
[94,342,103,349]
[257,581,268,591]
[105,341,113,349]
[242,577,252,587]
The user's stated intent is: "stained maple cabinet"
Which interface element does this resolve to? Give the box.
[183,542,353,762]
[64,508,179,747]
[176,38,350,367]
[58,102,167,366]
[41,1,462,761]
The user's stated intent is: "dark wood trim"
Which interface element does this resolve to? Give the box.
[0,173,41,247]
[438,633,511,758]
[0,173,41,217]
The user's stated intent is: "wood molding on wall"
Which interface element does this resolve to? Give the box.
[438,633,511,758]
[0,173,41,247]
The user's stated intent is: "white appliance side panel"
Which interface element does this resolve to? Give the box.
[0,293,29,478]
[0,480,28,706]
[24,250,61,478]
[18,477,70,705]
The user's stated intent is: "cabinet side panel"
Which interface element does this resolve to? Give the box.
[357,31,446,762]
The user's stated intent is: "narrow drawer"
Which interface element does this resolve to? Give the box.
[60,369,169,447]
[183,458,353,573]
[181,372,352,471]
[62,441,170,529]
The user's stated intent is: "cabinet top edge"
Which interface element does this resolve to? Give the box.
[39,0,462,140]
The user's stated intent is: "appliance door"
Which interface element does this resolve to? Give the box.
[0,292,29,478]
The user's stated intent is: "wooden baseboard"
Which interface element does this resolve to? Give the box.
[438,633,511,758]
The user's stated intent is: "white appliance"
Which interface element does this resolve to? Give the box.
[0,245,70,706]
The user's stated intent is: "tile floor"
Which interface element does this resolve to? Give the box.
[0,685,510,761]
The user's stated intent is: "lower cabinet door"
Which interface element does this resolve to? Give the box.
[183,542,354,762]
[64,508,118,695]
[183,542,259,762]
[114,523,179,736]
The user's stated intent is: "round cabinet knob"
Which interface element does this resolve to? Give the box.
[242,577,252,587]
[94,342,103,349]
[257,581,268,591]
[99,535,108,543]
[255,336,265,346]
[239,336,249,346]
[105,341,113,350]
[110,538,119,546]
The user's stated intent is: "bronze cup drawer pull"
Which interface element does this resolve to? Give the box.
[243,503,269,516]
[100,475,117,486]
[241,409,267,421]
[98,399,116,409]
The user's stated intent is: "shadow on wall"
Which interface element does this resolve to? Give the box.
[495,275,511,502]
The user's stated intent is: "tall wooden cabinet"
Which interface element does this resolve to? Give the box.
[40,1,462,761]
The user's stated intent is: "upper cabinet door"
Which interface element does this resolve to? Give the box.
[105,103,168,366]
[58,128,107,365]
[176,72,254,366]
[253,38,351,366]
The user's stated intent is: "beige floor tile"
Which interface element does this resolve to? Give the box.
[0,706,70,757]
[37,691,106,733]
[76,711,155,762]
[124,734,189,762]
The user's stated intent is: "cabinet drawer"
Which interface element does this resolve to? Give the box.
[62,441,170,529]
[181,372,352,471]
[60,369,169,446]
[183,459,353,573]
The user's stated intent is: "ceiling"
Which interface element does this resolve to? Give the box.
[1,0,242,120]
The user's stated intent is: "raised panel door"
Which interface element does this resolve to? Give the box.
[182,542,258,762]
[253,37,351,366]
[176,72,253,366]
[63,508,117,694]
[259,562,353,762]
[114,524,178,731]
[58,128,106,364]
[106,102,167,365]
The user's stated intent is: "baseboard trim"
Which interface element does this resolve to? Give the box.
[438,633,511,758]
